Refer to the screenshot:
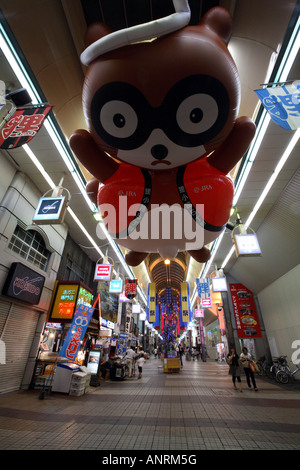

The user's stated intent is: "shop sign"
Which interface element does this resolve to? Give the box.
[196,277,210,299]
[48,281,93,322]
[211,277,227,292]
[229,283,262,338]
[255,82,300,130]
[147,283,156,322]
[233,233,262,257]
[124,279,137,299]
[2,262,45,305]
[32,196,67,225]
[180,282,191,324]
[109,279,123,293]
[94,264,112,281]
[132,303,141,314]
[119,292,130,302]
[0,104,53,149]
[195,308,204,318]
[201,297,212,308]
[100,317,114,329]
[59,304,94,361]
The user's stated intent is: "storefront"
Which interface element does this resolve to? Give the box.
[0,262,47,394]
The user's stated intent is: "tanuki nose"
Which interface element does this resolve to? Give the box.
[151,144,168,160]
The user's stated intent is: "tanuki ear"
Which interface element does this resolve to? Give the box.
[201,7,233,45]
[84,22,113,48]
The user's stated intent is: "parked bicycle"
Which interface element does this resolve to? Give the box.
[276,363,300,384]
[266,356,288,380]
[256,355,272,376]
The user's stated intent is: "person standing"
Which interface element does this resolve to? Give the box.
[124,347,136,377]
[227,347,243,392]
[178,344,184,366]
[240,347,258,391]
[137,353,145,379]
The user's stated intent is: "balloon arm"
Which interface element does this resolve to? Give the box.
[69,129,119,183]
[207,117,256,174]
[86,178,99,205]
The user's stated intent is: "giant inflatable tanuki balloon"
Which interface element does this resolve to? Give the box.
[70,1,256,266]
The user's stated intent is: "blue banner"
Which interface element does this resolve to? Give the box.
[59,304,94,361]
[196,278,210,299]
[255,83,300,130]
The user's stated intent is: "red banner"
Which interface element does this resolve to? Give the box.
[124,279,137,299]
[0,105,53,149]
[229,283,262,338]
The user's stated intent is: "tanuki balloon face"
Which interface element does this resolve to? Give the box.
[82,14,240,170]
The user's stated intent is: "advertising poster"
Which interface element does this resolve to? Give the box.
[229,284,262,338]
[97,281,118,323]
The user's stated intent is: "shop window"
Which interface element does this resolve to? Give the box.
[8,225,51,271]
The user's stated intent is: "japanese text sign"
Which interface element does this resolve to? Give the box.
[229,284,262,339]
[59,304,94,361]
[0,105,53,149]
[124,279,137,299]
[255,82,300,130]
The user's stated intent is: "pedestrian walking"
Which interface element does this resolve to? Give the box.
[240,347,258,391]
[137,353,145,379]
[227,346,243,392]
[178,344,184,366]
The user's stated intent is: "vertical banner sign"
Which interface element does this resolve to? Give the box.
[0,105,53,149]
[147,283,156,323]
[229,284,262,339]
[124,279,137,299]
[255,83,300,130]
[180,282,190,324]
[196,278,210,299]
[59,304,94,361]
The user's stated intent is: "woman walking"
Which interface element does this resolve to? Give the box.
[227,347,243,392]
[240,347,258,391]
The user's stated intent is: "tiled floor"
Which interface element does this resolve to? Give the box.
[0,357,300,451]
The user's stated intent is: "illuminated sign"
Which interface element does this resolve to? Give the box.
[211,277,228,292]
[233,233,262,257]
[2,262,45,305]
[109,279,123,293]
[94,264,112,281]
[201,298,212,308]
[195,308,204,318]
[33,196,67,225]
[132,303,141,314]
[119,292,130,302]
[48,281,93,322]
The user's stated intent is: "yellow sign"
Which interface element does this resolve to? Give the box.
[48,282,93,322]
[148,283,156,323]
[181,282,189,323]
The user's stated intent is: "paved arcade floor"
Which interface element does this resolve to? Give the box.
[0,357,300,451]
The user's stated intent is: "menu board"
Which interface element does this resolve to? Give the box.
[229,284,262,338]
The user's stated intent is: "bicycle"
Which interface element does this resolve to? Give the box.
[256,355,272,376]
[276,364,300,384]
[266,356,287,380]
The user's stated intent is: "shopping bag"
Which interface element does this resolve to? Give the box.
[250,361,259,372]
